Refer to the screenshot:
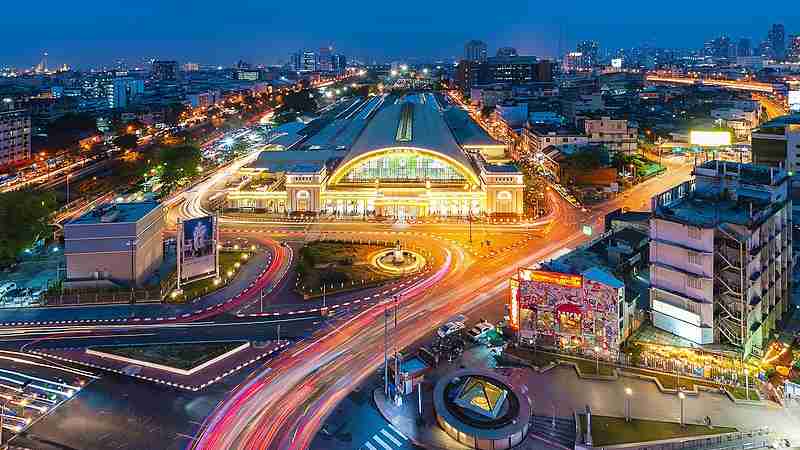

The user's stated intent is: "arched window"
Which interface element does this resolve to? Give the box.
[496,191,513,213]
[296,190,310,211]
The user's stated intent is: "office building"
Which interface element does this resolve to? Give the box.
[464,40,488,63]
[111,77,144,109]
[455,57,553,92]
[332,54,347,74]
[0,103,31,165]
[768,24,786,59]
[64,201,165,287]
[576,41,599,67]
[751,114,800,175]
[183,62,200,72]
[649,161,791,357]
[789,35,800,61]
[291,50,317,72]
[496,47,518,58]
[152,60,179,81]
[737,38,752,57]
[226,93,523,218]
[318,46,333,72]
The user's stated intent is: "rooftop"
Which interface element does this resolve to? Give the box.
[246,149,334,173]
[69,201,161,225]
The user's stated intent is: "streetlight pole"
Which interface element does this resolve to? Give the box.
[384,304,389,397]
[624,387,632,422]
[745,368,749,400]
[678,392,686,428]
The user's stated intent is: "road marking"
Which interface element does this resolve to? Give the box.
[380,428,402,446]
[388,424,408,440]
[363,442,377,450]
[372,435,393,450]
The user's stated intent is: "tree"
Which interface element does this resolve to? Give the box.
[45,112,99,150]
[0,190,57,265]
[113,133,138,150]
[282,89,317,114]
[153,145,202,194]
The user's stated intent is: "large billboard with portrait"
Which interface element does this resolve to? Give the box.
[180,215,218,282]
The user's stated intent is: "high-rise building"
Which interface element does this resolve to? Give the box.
[576,41,599,67]
[182,62,199,72]
[317,46,333,72]
[768,24,785,59]
[110,77,144,109]
[464,40,488,63]
[788,35,800,61]
[737,38,752,57]
[151,60,179,81]
[332,54,347,74]
[0,101,31,165]
[649,161,791,357]
[496,47,518,58]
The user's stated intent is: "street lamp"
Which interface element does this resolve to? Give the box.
[624,387,633,422]
[678,392,686,428]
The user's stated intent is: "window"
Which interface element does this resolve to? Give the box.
[688,226,702,240]
[687,250,701,265]
[686,276,702,290]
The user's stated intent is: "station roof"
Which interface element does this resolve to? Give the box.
[246,149,334,173]
[341,93,478,176]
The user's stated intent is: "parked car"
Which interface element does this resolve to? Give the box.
[437,321,465,338]
[468,321,495,342]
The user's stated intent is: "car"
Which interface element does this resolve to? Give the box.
[437,321,465,338]
[467,322,495,341]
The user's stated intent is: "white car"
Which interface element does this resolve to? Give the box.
[467,322,495,341]
[437,321,465,338]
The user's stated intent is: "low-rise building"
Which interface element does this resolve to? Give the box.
[64,201,165,287]
[509,227,649,355]
[523,123,588,154]
[583,116,638,154]
[751,114,800,176]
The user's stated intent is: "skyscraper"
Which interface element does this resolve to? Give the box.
[737,38,752,57]
[576,40,599,67]
[788,35,800,61]
[318,46,333,72]
[151,60,179,81]
[464,40,488,63]
[768,24,785,59]
[496,47,518,58]
[0,101,31,165]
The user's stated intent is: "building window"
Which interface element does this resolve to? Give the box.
[688,226,701,240]
[687,250,701,265]
[686,276,702,290]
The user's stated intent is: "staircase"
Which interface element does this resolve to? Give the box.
[529,414,576,450]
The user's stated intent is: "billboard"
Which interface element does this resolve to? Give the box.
[789,91,800,112]
[179,215,218,283]
[690,130,732,147]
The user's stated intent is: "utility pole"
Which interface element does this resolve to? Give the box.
[277,324,281,343]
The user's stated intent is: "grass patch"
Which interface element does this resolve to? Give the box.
[580,415,736,446]
[96,341,244,370]
[726,386,760,401]
[170,251,253,302]
[296,241,398,296]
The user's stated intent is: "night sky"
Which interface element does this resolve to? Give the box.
[3,0,798,68]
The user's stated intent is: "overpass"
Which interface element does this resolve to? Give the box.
[646,73,775,94]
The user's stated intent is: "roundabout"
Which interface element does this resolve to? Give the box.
[434,368,532,450]
[370,242,427,275]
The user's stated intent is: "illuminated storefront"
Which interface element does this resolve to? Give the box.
[509,267,626,354]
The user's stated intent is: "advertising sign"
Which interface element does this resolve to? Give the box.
[179,216,218,283]
[689,130,732,147]
[789,91,800,112]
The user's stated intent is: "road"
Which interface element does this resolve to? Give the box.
[191,162,695,449]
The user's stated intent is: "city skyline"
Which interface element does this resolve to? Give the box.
[2,0,798,68]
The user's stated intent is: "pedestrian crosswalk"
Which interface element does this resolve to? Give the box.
[360,424,408,450]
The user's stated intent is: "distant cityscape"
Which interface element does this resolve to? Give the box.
[2,17,800,450]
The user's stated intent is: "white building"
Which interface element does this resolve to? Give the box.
[523,124,588,154]
[751,114,800,177]
[649,161,791,357]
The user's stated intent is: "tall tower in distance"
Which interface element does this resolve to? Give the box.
[464,40,488,63]
[35,51,48,73]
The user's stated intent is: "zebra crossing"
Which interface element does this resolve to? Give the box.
[360,424,409,450]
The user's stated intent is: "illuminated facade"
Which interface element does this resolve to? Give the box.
[226,93,524,218]
[509,267,628,354]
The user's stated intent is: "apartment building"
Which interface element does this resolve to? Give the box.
[649,161,792,357]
